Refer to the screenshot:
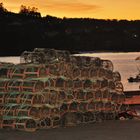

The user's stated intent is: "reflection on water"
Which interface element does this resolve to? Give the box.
[0,52,140,91]
[0,57,20,64]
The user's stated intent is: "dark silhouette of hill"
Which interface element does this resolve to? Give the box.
[0,4,140,56]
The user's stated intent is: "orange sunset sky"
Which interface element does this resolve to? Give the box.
[1,0,140,20]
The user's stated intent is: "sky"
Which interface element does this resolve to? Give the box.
[1,0,140,20]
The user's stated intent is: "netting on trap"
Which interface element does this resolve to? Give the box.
[0,48,126,131]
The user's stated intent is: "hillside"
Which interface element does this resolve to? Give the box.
[0,8,140,55]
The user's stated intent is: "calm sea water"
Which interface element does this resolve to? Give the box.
[0,52,140,91]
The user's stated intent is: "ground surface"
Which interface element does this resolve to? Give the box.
[0,120,140,140]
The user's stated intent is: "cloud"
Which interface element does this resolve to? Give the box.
[44,0,100,12]
[2,0,100,17]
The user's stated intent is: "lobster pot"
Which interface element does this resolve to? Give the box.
[0,119,2,128]
[61,112,77,127]
[0,80,9,92]
[89,68,99,78]
[21,80,44,92]
[16,106,41,119]
[0,67,10,78]
[41,89,57,104]
[0,105,4,115]
[20,51,45,64]
[101,89,110,102]
[87,101,96,112]
[41,105,53,118]
[111,103,117,113]
[119,104,128,112]
[100,79,108,89]
[111,93,120,103]
[92,80,101,90]
[101,60,114,71]
[5,92,21,104]
[72,56,101,68]
[113,71,121,82]
[78,102,88,113]
[70,56,83,67]
[82,112,96,123]
[39,117,52,129]
[8,65,25,79]
[0,62,14,68]
[68,90,75,101]
[81,68,90,78]
[75,90,85,101]
[1,118,16,129]
[51,116,61,128]
[115,82,124,92]
[57,50,71,62]
[44,78,56,88]
[73,79,83,89]
[95,90,102,101]
[65,79,73,89]
[114,104,121,112]
[58,90,75,103]
[20,51,34,64]
[60,103,68,115]
[84,91,93,101]
[83,80,93,89]
[91,57,102,67]
[92,90,96,100]
[68,102,78,112]
[48,63,61,76]
[104,102,112,112]
[19,93,45,105]
[71,67,81,79]
[41,89,49,102]
[98,68,106,78]
[31,48,52,63]
[0,93,6,105]
[43,49,58,63]
[15,118,37,132]
[50,107,60,117]
[105,70,113,80]
[7,80,22,92]
[63,63,73,77]
[45,90,58,105]
[117,94,125,104]
[87,57,99,67]
[71,56,92,67]
[54,51,70,62]
[96,101,104,111]
[57,62,67,75]
[108,80,115,90]
[111,92,119,103]
[55,77,66,89]
[2,105,18,116]
[24,65,46,78]
[74,112,84,124]
[20,49,47,64]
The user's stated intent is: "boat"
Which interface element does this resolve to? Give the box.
[128,74,140,82]
[128,56,140,83]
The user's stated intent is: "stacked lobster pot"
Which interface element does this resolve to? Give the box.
[0,48,125,131]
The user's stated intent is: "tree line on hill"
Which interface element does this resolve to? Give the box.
[0,3,140,56]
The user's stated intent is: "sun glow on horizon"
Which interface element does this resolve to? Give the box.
[1,0,140,20]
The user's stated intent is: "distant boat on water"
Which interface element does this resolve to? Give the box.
[128,74,140,82]
[128,56,140,83]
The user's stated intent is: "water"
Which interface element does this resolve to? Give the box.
[0,52,140,91]
[0,57,20,64]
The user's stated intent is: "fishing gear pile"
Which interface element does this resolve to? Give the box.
[0,48,125,131]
